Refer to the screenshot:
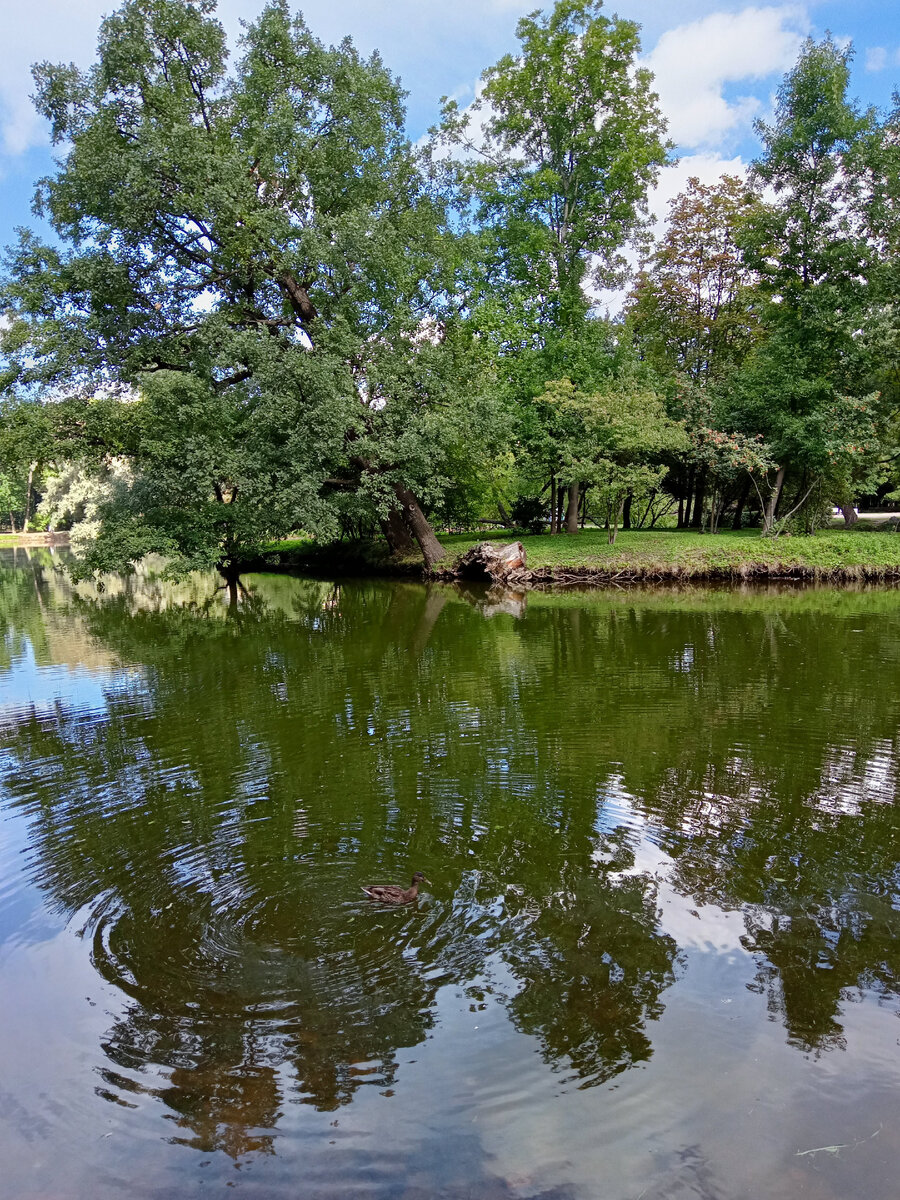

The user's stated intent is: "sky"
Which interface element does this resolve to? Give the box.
[1,0,899,256]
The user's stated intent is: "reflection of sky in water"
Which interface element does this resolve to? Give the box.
[0,638,144,951]
[0,639,137,721]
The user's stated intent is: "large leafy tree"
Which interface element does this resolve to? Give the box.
[626,175,766,530]
[733,36,881,528]
[0,0,464,571]
[628,175,762,385]
[440,0,670,531]
[538,377,688,542]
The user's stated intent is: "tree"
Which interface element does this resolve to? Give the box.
[444,0,669,325]
[689,426,774,534]
[627,175,762,385]
[626,175,766,529]
[539,377,688,542]
[1,0,463,571]
[440,0,670,530]
[734,36,879,526]
[0,398,54,531]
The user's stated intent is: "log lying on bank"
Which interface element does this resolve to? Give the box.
[453,541,528,583]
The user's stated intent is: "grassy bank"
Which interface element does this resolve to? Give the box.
[0,531,70,549]
[264,526,900,583]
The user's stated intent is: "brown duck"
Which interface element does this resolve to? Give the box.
[361,871,429,904]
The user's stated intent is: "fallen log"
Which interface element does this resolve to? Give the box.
[454,541,528,583]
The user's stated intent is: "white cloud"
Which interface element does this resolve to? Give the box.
[643,5,808,150]
[0,1,108,154]
[864,46,900,73]
[866,47,888,73]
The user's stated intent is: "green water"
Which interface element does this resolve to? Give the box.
[2,548,900,1199]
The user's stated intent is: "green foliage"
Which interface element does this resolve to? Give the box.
[439,0,669,402]
[510,495,548,535]
[4,8,900,558]
[1,0,479,570]
[689,426,775,532]
[733,38,878,466]
[61,372,350,578]
[538,377,687,541]
[627,175,763,383]
[0,469,23,523]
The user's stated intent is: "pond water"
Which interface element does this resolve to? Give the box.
[2,548,900,1199]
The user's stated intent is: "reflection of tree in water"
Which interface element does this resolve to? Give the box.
[739,844,900,1052]
[502,840,678,1084]
[621,598,900,1053]
[86,895,438,1139]
[1,569,679,1147]
[5,563,900,1147]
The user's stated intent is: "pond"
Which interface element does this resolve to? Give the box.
[2,547,900,1199]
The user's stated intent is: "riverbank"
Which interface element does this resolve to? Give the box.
[0,531,70,548]
[261,527,900,584]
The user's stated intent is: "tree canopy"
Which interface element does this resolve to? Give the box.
[3,6,900,559]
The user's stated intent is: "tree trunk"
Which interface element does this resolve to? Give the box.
[565,481,580,533]
[764,464,786,533]
[622,491,633,531]
[732,477,751,530]
[690,469,706,529]
[550,475,558,535]
[24,462,35,530]
[392,482,446,569]
[380,507,416,555]
[608,499,622,545]
[840,504,859,527]
[556,483,565,535]
[456,540,527,581]
[681,467,694,528]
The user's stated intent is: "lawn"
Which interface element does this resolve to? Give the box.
[440,526,900,573]
[265,525,900,581]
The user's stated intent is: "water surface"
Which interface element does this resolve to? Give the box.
[2,548,900,1199]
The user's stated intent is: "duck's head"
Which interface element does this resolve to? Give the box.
[412,871,429,884]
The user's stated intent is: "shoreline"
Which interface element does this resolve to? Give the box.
[453,561,900,585]
[10,528,900,588]
[253,528,900,588]
[0,531,71,548]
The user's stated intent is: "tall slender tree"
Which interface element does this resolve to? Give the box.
[734,36,879,528]
[440,0,670,531]
[627,175,762,384]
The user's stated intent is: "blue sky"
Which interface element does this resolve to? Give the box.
[1,0,899,251]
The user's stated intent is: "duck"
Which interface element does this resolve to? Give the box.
[361,871,429,905]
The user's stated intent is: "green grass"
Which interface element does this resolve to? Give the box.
[203,526,900,582]
[415,525,900,580]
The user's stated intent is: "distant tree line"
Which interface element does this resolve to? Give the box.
[2,0,900,575]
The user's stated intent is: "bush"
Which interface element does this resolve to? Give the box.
[510,496,547,534]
